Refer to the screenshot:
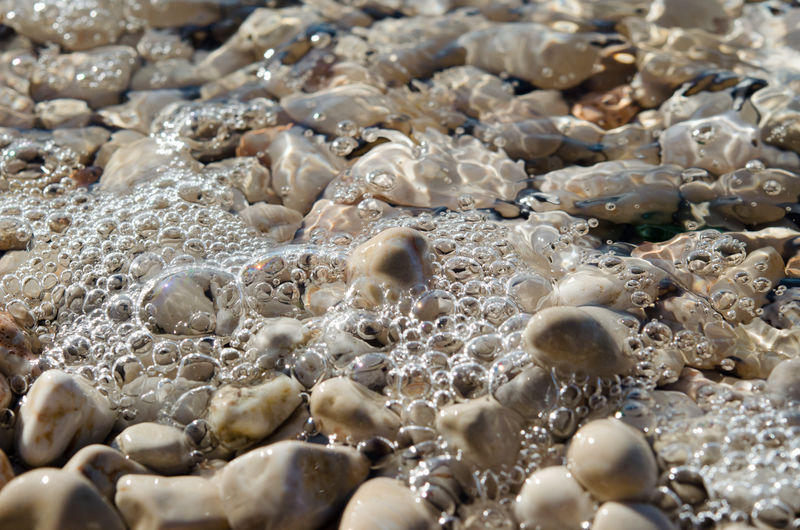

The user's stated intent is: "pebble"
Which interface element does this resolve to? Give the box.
[239,202,303,242]
[514,465,595,530]
[346,226,433,305]
[63,444,150,501]
[435,396,523,470]
[522,305,635,377]
[566,418,658,502]
[217,440,369,530]
[492,364,556,420]
[16,369,115,467]
[0,310,36,378]
[34,99,91,129]
[99,136,202,192]
[246,318,309,369]
[592,502,676,530]
[0,468,125,530]
[207,156,280,205]
[267,127,345,215]
[113,422,195,475]
[206,375,304,450]
[115,474,229,530]
[766,358,800,401]
[0,448,13,490]
[30,46,138,108]
[309,376,402,443]
[339,477,439,530]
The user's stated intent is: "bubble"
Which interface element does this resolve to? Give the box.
[365,170,396,192]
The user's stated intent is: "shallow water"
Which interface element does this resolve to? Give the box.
[0,0,799,528]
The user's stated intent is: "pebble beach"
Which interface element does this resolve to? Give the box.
[0,0,798,528]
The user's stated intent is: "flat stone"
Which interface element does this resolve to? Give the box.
[63,444,150,501]
[0,468,125,530]
[523,305,635,377]
[217,440,369,530]
[16,369,115,467]
[435,396,523,470]
[114,422,194,475]
[310,376,402,443]
[206,374,304,450]
[566,418,658,502]
[115,474,229,530]
[514,466,595,530]
[339,477,439,530]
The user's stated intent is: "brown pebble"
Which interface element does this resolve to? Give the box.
[572,85,639,130]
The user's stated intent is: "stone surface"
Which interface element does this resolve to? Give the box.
[206,374,304,450]
[592,502,676,530]
[567,418,658,502]
[310,376,402,443]
[0,448,13,490]
[116,474,230,530]
[514,466,595,530]
[0,468,125,530]
[114,422,195,475]
[346,227,433,305]
[435,396,523,470]
[766,358,800,401]
[63,444,150,501]
[35,99,91,129]
[217,440,370,530]
[492,364,555,420]
[0,310,36,378]
[523,305,635,377]
[339,477,439,530]
[16,369,115,467]
[239,203,303,242]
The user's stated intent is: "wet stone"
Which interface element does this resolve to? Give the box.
[310,376,402,443]
[113,422,195,476]
[566,418,658,502]
[206,374,304,450]
[217,440,370,530]
[0,468,125,530]
[16,369,115,467]
[115,474,230,530]
[514,465,595,530]
[522,305,635,377]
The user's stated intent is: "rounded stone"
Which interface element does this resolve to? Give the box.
[522,305,635,377]
[514,466,595,530]
[346,227,433,299]
[566,418,658,502]
[339,478,439,530]
[16,369,115,467]
[766,358,800,401]
[0,468,125,530]
[207,374,304,450]
[592,502,676,530]
[310,376,401,443]
[116,474,229,530]
[435,396,523,470]
[113,422,194,476]
[217,440,370,530]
